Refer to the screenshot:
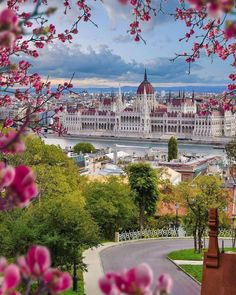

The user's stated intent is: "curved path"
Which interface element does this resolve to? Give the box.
[100,239,201,295]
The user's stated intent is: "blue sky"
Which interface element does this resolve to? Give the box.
[30,0,233,88]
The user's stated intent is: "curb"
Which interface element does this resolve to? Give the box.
[167,256,202,286]
[83,242,116,295]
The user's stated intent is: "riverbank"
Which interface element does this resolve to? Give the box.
[44,133,227,147]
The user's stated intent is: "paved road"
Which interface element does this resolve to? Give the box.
[100,239,202,295]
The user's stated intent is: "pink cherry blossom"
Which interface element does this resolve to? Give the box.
[99,272,121,295]
[0,131,25,154]
[156,273,173,295]
[43,269,72,294]
[0,8,18,29]
[8,165,38,207]
[100,264,153,295]
[3,118,14,128]
[1,264,20,293]
[23,246,51,277]
[0,8,19,48]
[0,162,15,190]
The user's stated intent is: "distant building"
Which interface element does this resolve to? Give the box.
[61,70,236,139]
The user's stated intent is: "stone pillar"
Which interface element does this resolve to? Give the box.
[115,232,119,243]
[205,208,219,268]
[201,208,236,295]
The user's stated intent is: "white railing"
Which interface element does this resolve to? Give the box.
[116,228,233,242]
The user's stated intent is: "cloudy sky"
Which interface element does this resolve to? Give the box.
[27,0,233,87]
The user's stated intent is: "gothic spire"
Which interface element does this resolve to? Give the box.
[144,68,147,81]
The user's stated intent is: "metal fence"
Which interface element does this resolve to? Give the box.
[117,228,233,242]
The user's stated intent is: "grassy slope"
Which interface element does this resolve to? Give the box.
[168,247,236,261]
[168,249,204,261]
[179,265,203,283]
[62,279,85,295]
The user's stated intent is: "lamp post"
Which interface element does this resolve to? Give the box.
[175,203,179,237]
[232,214,236,248]
[73,262,78,292]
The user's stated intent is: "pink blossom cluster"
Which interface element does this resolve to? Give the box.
[0,131,25,154]
[0,162,38,209]
[118,0,156,42]
[0,3,76,140]
[0,8,20,48]
[99,263,173,295]
[184,0,235,16]
[0,245,71,295]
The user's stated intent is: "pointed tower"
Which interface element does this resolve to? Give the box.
[144,68,147,81]
[117,84,123,112]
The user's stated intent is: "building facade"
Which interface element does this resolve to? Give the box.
[61,71,236,139]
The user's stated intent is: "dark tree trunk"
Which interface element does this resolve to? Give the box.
[139,205,145,230]
[193,229,197,252]
[197,231,202,254]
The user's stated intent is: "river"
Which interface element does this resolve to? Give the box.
[42,136,226,157]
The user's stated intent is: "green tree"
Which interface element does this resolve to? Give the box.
[0,135,99,271]
[168,137,178,162]
[1,136,81,201]
[175,175,229,253]
[0,193,99,271]
[83,177,138,239]
[126,163,159,230]
[3,136,75,169]
[73,142,96,154]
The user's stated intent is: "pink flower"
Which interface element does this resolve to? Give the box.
[0,162,15,190]
[1,264,20,293]
[0,8,19,48]
[224,21,236,39]
[119,264,153,294]
[99,272,120,295]
[156,273,173,295]
[9,165,38,207]
[19,246,50,277]
[3,118,14,128]
[0,9,18,30]
[100,264,153,295]
[0,131,25,154]
[43,269,72,294]
[0,31,15,48]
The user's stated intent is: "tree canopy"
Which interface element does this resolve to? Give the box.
[73,142,96,154]
[0,193,99,270]
[0,136,99,270]
[175,175,229,252]
[168,137,178,162]
[83,177,138,239]
[126,163,159,230]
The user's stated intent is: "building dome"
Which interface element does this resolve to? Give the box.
[137,69,154,95]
